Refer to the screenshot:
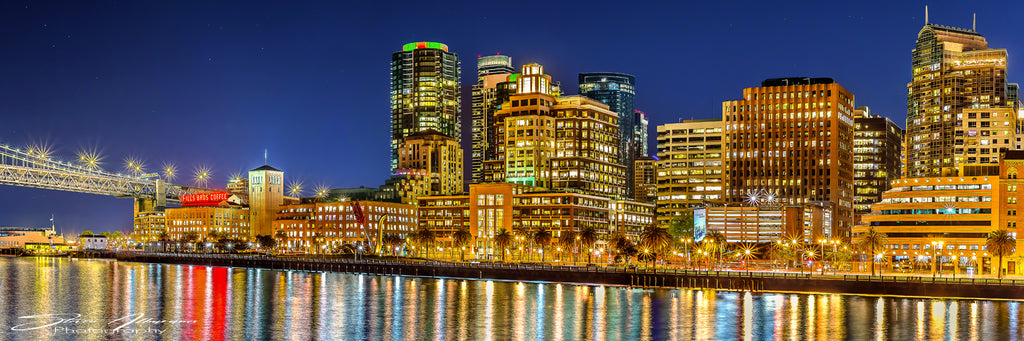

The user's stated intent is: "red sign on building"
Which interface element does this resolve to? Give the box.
[181,192,232,207]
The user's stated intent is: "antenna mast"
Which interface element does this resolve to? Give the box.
[925,6,929,24]
[973,13,976,31]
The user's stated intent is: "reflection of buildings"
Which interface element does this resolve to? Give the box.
[418,183,654,259]
[273,200,417,252]
[853,106,904,224]
[722,77,855,239]
[655,119,724,226]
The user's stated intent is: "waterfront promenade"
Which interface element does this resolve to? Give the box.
[103,252,1024,300]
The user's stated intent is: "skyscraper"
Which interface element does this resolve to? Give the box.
[852,106,904,224]
[471,54,514,184]
[579,73,637,195]
[655,119,724,226]
[391,42,461,172]
[907,23,1007,177]
[722,77,855,239]
[634,110,649,157]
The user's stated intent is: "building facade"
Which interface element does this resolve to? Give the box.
[634,110,649,157]
[396,129,464,196]
[907,24,1008,177]
[418,183,654,260]
[391,42,461,172]
[702,203,830,244]
[550,96,627,197]
[853,106,905,223]
[273,200,418,253]
[166,205,250,241]
[249,165,284,238]
[955,107,1016,165]
[633,156,657,203]
[579,72,638,196]
[655,119,725,226]
[471,54,515,184]
[722,77,856,239]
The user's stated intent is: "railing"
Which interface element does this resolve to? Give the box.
[110,251,1024,287]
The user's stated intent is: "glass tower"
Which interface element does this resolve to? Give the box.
[471,55,514,183]
[391,42,461,172]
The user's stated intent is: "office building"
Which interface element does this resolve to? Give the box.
[391,42,461,172]
[853,107,904,223]
[655,119,724,226]
[634,110,649,157]
[634,156,657,203]
[722,77,855,239]
[550,95,627,197]
[579,72,638,196]
[702,203,830,244]
[955,107,1017,165]
[471,54,515,183]
[249,164,284,238]
[907,23,1008,177]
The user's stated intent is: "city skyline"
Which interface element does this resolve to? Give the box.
[1,1,1022,233]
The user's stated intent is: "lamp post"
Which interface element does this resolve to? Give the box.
[932,240,944,277]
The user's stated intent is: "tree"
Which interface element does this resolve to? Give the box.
[274,231,288,251]
[533,228,553,262]
[494,228,513,262]
[81,230,94,237]
[452,227,473,261]
[255,234,277,251]
[858,227,888,276]
[513,227,531,260]
[579,226,599,264]
[639,226,673,267]
[702,231,727,268]
[158,232,170,241]
[558,230,579,263]
[666,212,694,247]
[986,229,1016,279]
[609,232,634,264]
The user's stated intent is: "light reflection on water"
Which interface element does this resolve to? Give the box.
[0,257,1020,340]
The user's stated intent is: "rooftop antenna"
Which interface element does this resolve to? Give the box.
[264,149,268,165]
[973,13,976,31]
[925,5,929,24]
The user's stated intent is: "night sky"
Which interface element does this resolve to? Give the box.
[1,1,1021,234]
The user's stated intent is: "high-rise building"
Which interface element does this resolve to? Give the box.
[396,129,464,196]
[655,119,724,226]
[907,23,1007,177]
[471,55,514,184]
[390,42,461,172]
[633,156,657,202]
[579,73,638,195]
[722,77,855,239]
[248,164,284,238]
[485,63,558,188]
[852,106,904,223]
[634,110,649,157]
[550,96,627,197]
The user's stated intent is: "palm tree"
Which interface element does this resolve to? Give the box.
[986,229,1016,279]
[639,226,673,267]
[579,226,598,264]
[452,227,473,262]
[513,227,531,260]
[533,228,553,262]
[608,232,633,264]
[256,234,276,251]
[858,227,888,276]
[558,230,579,263]
[382,233,405,256]
[494,228,513,262]
[413,227,436,259]
[703,231,727,268]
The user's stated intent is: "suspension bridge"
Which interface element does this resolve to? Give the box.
[0,143,217,207]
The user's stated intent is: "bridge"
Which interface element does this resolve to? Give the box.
[0,143,217,207]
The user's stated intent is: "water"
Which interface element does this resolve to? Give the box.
[0,257,1020,340]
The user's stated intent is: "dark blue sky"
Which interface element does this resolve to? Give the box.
[1,1,1021,234]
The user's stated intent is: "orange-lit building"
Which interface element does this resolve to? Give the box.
[722,77,855,239]
[655,119,725,226]
[396,129,464,196]
[165,192,250,241]
[418,183,654,259]
[272,200,417,253]
[633,156,657,203]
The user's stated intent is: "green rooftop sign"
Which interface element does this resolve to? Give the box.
[402,42,449,52]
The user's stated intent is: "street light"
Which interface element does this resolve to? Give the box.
[931,240,944,277]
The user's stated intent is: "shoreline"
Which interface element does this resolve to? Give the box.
[67,252,1024,301]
